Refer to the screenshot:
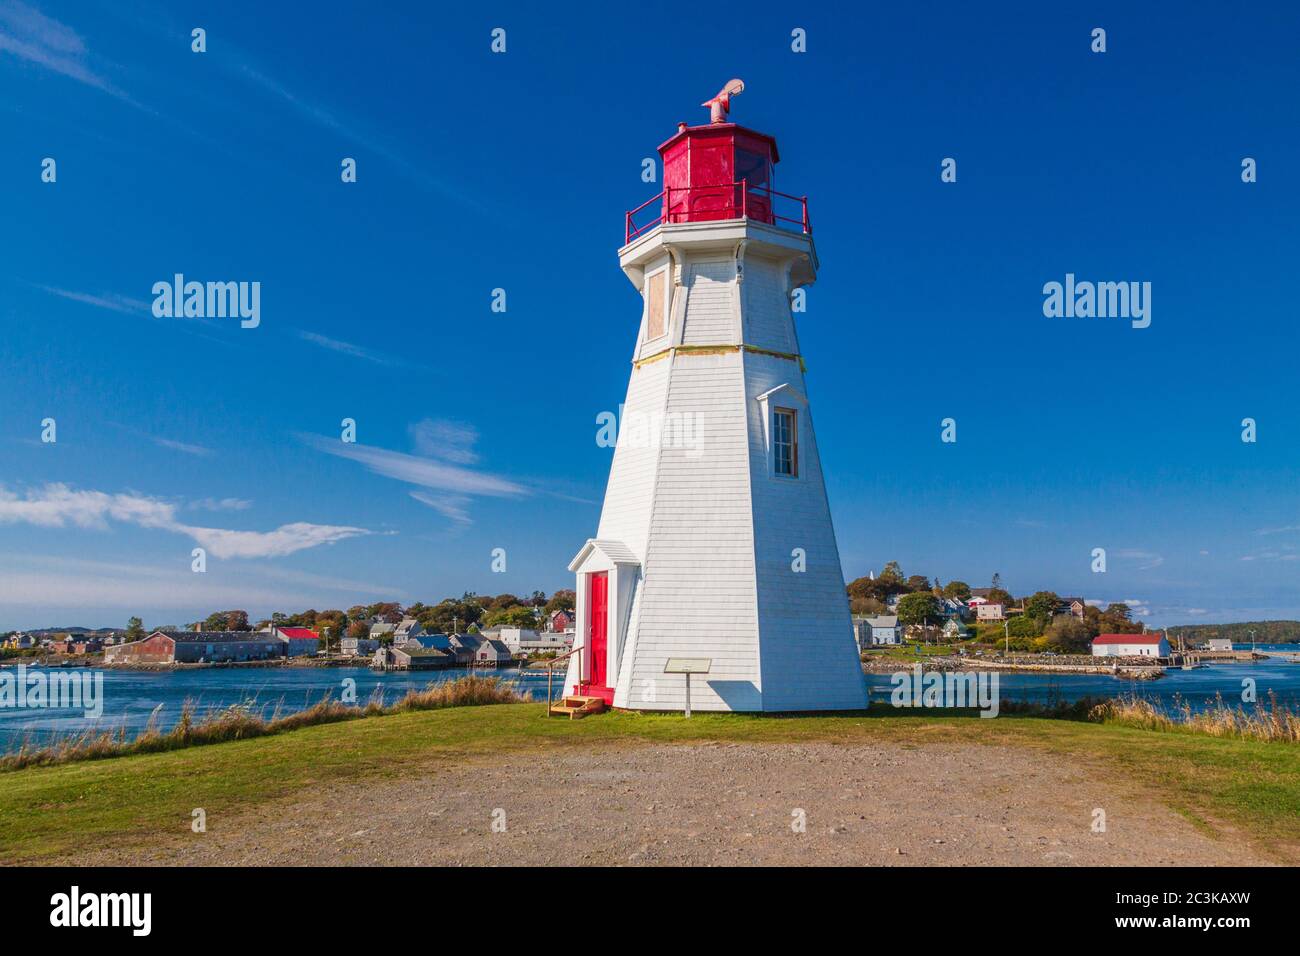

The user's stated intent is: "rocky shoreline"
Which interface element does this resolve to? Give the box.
[861,655,1165,678]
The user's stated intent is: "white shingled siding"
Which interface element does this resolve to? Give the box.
[741,254,798,355]
[624,350,761,711]
[595,356,670,562]
[745,353,867,710]
[679,258,738,345]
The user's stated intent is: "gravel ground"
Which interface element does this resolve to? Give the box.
[73,742,1268,866]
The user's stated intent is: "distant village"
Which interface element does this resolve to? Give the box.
[0,567,1265,670]
[844,565,1246,665]
[0,595,579,670]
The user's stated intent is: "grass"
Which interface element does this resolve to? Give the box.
[1091,692,1300,742]
[0,675,526,772]
[0,699,1298,865]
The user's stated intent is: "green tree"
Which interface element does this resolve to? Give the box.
[942,580,972,601]
[204,610,250,632]
[1024,591,1061,626]
[896,592,941,627]
[125,616,145,641]
[880,561,903,583]
[1006,612,1042,638]
[1044,618,1092,653]
[986,588,1014,608]
[484,605,539,628]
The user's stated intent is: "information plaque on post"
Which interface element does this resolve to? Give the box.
[663,658,711,718]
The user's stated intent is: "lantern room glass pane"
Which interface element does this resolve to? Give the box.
[735,149,770,187]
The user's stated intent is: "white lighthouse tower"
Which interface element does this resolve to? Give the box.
[564,85,867,712]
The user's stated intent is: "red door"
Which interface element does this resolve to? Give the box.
[588,571,608,688]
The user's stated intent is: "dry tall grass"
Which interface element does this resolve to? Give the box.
[0,675,526,772]
[1089,691,1300,743]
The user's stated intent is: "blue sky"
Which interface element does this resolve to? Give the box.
[2,1,1298,629]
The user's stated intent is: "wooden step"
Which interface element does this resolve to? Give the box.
[548,695,607,719]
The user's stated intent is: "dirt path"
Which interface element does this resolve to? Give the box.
[71,741,1269,866]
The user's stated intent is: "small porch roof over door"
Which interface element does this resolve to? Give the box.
[568,539,640,573]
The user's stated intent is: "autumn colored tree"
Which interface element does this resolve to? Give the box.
[545,590,576,614]
[942,580,972,601]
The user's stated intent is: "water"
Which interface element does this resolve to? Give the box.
[866,644,1300,713]
[2,647,1299,753]
[0,665,556,754]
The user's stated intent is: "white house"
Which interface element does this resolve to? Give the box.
[392,618,424,646]
[1091,633,1171,658]
[1206,637,1233,652]
[340,636,379,656]
[864,615,903,646]
[563,93,867,713]
[498,627,570,654]
[976,603,1005,622]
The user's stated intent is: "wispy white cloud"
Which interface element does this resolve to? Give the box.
[151,436,213,457]
[410,491,472,524]
[187,497,252,512]
[302,425,528,527]
[303,433,526,499]
[235,64,480,207]
[0,553,404,615]
[107,421,213,458]
[1116,549,1164,570]
[0,483,371,559]
[409,419,478,465]
[296,330,408,367]
[1257,523,1300,536]
[0,1,142,106]
[1239,550,1299,563]
[39,286,150,315]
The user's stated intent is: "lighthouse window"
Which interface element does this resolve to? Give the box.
[646,270,666,340]
[773,407,798,477]
[735,149,769,187]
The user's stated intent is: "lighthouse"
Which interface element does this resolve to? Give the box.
[563,85,868,712]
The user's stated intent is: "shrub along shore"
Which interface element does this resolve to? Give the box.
[0,674,526,772]
[2,673,1296,777]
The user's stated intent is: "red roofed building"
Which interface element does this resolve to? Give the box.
[272,626,321,658]
[1091,632,1170,658]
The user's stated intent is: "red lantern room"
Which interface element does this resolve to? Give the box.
[659,122,780,226]
[624,80,810,243]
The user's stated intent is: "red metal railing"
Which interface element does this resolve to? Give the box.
[624,179,811,244]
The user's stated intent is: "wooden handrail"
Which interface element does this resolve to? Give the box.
[542,645,582,716]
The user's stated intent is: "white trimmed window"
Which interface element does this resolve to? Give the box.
[773,407,798,477]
